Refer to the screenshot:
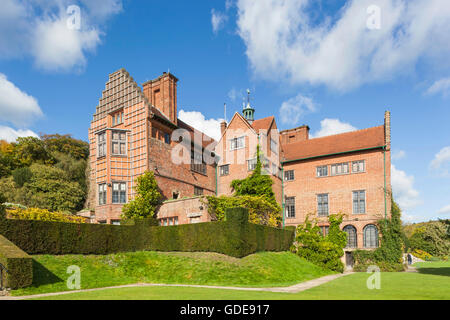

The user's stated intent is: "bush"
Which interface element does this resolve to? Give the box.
[205,195,281,227]
[12,167,32,187]
[411,249,432,260]
[6,207,87,224]
[291,214,347,272]
[0,235,32,289]
[408,221,450,257]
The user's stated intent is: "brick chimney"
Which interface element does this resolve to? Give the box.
[384,111,391,151]
[143,72,178,125]
[220,121,227,136]
[280,125,310,144]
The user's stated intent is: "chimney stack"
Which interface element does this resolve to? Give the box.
[384,111,391,150]
[220,121,227,135]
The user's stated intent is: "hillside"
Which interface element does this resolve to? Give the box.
[12,251,333,296]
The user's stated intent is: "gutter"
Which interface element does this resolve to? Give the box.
[383,145,387,221]
[281,146,384,164]
[281,167,285,228]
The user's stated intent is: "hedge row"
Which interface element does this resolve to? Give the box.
[0,207,295,258]
[0,235,32,289]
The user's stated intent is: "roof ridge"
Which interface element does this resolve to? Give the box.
[304,125,384,143]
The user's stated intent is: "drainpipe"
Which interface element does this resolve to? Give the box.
[281,166,285,229]
[383,145,387,221]
[215,165,218,196]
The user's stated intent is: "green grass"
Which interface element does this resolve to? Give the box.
[12,251,332,296]
[30,261,450,300]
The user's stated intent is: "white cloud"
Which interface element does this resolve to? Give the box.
[0,73,43,127]
[0,0,122,72]
[0,126,39,143]
[430,146,450,177]
[437,205,450,215]
[279,94,316,126]
[391,164,422,212]
[426,77,450,97]
[178,110,224,141]
[311,119,357,138]
[236,0,450,91]
[211,9,228,34]
[392,150,406,160]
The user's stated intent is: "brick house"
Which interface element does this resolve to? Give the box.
[88,69,391,265]
[88,69,216,224]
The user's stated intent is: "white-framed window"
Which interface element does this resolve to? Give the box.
[111,131,126,155]
[230,136,245,150]
[248,158,257,171]
[331,162,349,176]
[98,183,107,205]
[353,190,366,214]
[317,194,329,217]
[285,197,295,218]
[219,165,229,176]
[364,224,379,248]
[284,170,295,181]
[111,220,121,225]
[270,138,278,154]
[352,160,365,173]
[317,165,328,177]
[98,133,106,157]
[112,182,127,204]
[272,163,277,176]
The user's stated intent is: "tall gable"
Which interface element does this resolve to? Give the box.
[92,68,149,122]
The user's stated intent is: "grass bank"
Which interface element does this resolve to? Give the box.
[12,251,333,296]
[30,261,450,300]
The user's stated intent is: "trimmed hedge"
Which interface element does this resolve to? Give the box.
[0,207,295,258]
[0,235,32,289]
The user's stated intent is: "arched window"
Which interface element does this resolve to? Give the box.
[364,224,379,248]
[343,225,357,248]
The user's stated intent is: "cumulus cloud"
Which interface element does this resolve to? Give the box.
[236,0,450,91]
[0,126,39,143]
[430,146,450,177]
[178,110,224,141]
[211,9,228,34]
[392,150,406,160]
[437,205,450,215]
[0,0,122,72]
[426,77,450,97]
[391,164,422,212]
[0,73,43,127]
[279,94,316,126]
[311,119,357,138]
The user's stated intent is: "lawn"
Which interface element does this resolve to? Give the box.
[30,261,450,300]
[12,251,332,296]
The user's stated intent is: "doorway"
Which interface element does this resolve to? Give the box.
[345,251,354,268]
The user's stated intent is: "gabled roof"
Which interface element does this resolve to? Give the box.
[282,125,386,162]
[251,116,275,132]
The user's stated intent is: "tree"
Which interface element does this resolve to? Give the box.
[41,134,89,160]
[122,171,162,220]
[13,137,54,167]
[12,167,33,187]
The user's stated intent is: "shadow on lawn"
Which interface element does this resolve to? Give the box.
[417,267,450,277]
[31,259,63,287]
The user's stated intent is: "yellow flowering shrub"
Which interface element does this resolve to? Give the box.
[6,207,87,224]
[412,249,432,260]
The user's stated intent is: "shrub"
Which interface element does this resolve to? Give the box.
[0,207,294,258]
[411,249,432,260]
[291,214,347,272]
[408,221,450,257]
[122,171,161,220]
[12,167,32,187]
[6,207,87,224]
[205,195,281,227]
[0,235,32,289]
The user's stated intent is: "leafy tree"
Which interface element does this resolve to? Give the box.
[12,167,33,187]
[41,134,89,160]
[13,137,54,167]
[122,171,162,220]
[291,214,347,272]
[409,221,450,257]
[205,195,281,227]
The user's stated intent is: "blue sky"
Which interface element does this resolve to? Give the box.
[0,0,449,223]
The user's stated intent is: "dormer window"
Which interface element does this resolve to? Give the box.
[111,111,124,127]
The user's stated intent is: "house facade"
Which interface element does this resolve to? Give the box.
[88,69,392,260]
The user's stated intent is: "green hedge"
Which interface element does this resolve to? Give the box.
[0,207,294,258]
[0,235,32,289]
